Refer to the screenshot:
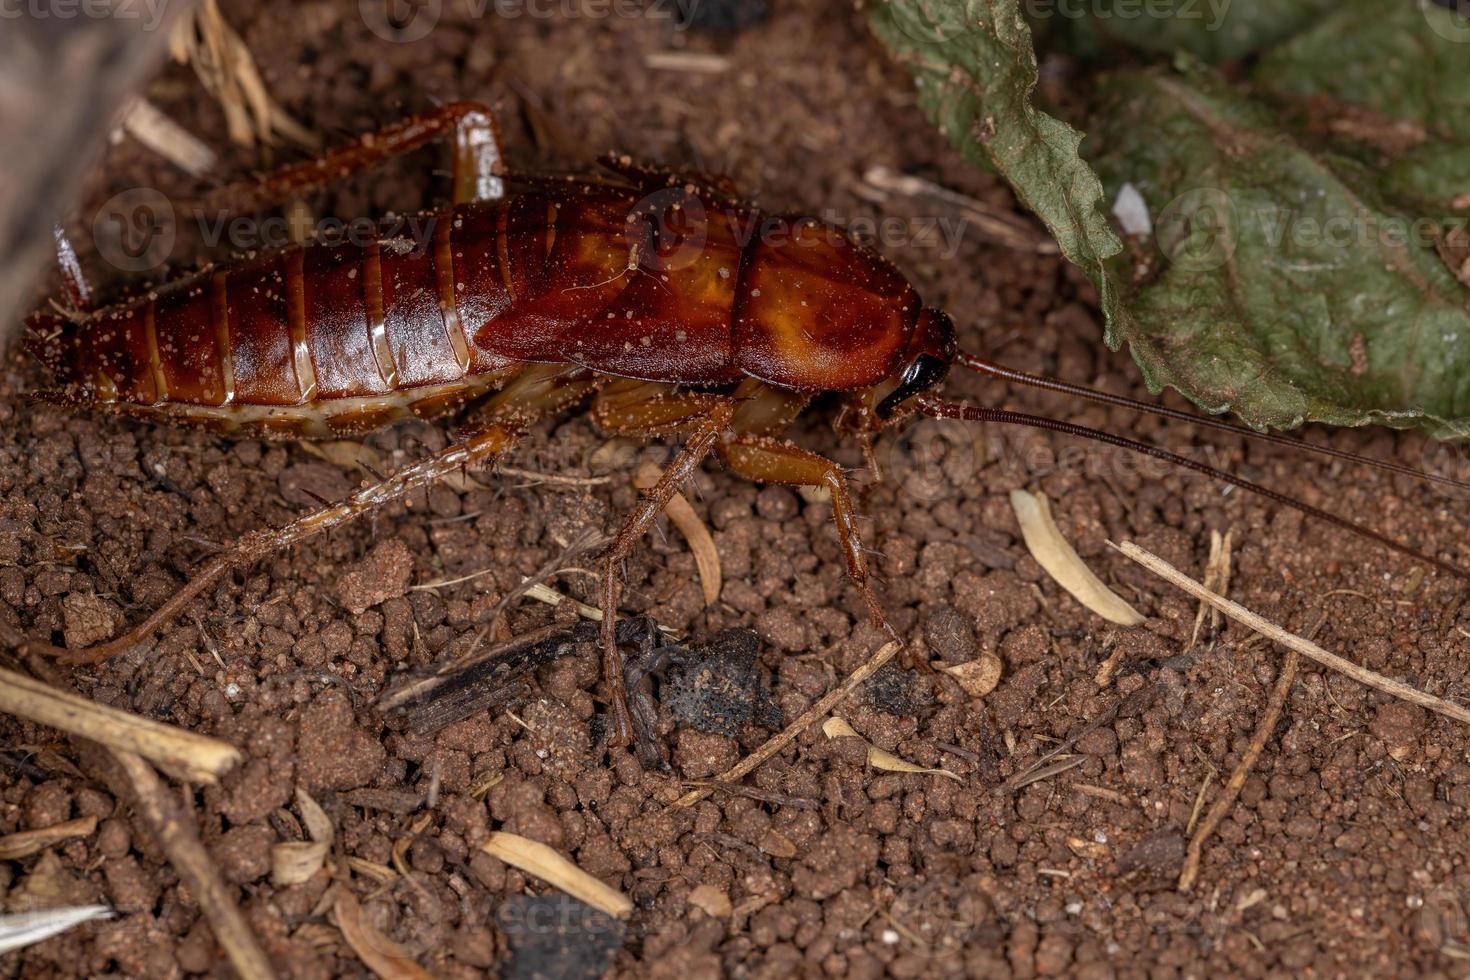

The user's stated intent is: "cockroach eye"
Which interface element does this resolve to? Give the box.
[876,354,949,419]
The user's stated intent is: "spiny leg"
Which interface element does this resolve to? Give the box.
[719,435,902,653]
[200,99,505,213]
[26,423,521,666]
[592,386,737,746]
[52,224,93,314]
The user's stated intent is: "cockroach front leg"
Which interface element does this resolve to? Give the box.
[24,424,521,666]
[718,436,905,657]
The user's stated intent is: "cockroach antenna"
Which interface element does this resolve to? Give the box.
[913,392,1470,581]
[956,351,1470,493]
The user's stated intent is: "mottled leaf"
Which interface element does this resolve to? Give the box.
[866,0,1126,290]
[868,0,1470,435]
[1254,0,1470,214]
[1045,0,1335,64]
[1088,65,1470,436]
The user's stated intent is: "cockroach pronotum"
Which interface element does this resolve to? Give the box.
[18,101,1470,747]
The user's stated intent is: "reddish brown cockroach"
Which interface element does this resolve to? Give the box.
[20,101,1470,746]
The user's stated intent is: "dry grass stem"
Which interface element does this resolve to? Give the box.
[644,51,731,73]
[673,640,903,809]
[171,0,315,148]
[1010,756,1085,790]
[0,667,239,784]
[122,99,217,176]
[1114,541,1470,726]
[861,166,1059,254]
[0,906,112,955]
[1179,648,1301,892]
[1012,491,1143,626]
[0,816,97,860]
[634,461,722,605]
[1073,783,1130,805]
[1190,529,1234,647]
[112,750,275,979]
[481,832,633,919]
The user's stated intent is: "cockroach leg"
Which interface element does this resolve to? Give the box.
[598,403,736,747]
[52,224,93,315]
[718,435,902,655]
[25,423,523,667]
[199,99,506,215]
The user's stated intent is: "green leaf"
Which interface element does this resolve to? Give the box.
[1253,0,1470,215]
[867,0,1470,436]
[1088,66,1470,436]
[1050,0,1336,64]
[866,0,1124,273]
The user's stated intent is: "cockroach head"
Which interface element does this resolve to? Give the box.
[873,307,956,421]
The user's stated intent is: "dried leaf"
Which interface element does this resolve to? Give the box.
[0,906,111,955]
[940,655,1002,699]
[481,832,633,919]
[1088,63,1470,438]
[1009,490,1143,626]
[687,885,732,918]
[272,841,330,888]
[333,890,435,980]
[634,461,722,605]
[0,816,97,860]
[822,717,961,782]
[1066,836,1110,860]
[758,830,797,858]
[296,788,333,845]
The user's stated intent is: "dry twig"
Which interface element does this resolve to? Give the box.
[0,667,239,784]
[1179,647,1301,892]
[672,641,903,809]
[112,751,275,979]
[1114,541,1470,726]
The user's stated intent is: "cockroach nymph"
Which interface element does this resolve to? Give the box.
[21,102,1470,747]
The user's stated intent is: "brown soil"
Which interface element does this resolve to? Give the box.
[4,1,1470,976]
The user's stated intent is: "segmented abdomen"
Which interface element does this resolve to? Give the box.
[32,181,918,433]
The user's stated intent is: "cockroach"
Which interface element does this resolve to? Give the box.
[18,101,1470,747]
